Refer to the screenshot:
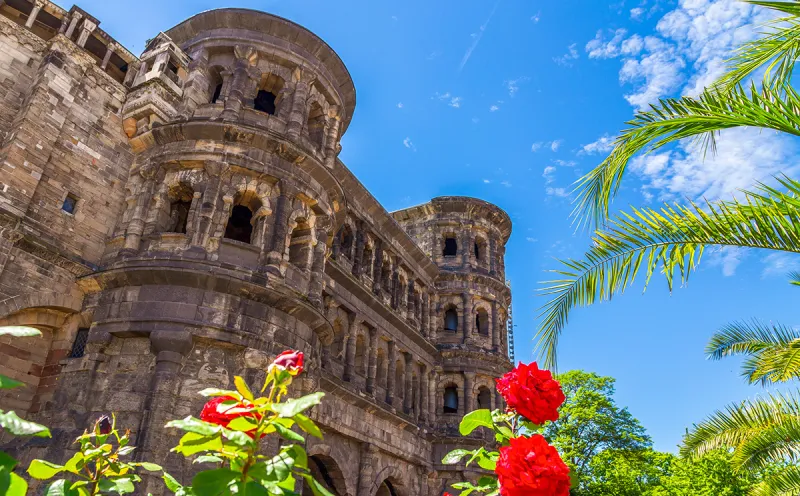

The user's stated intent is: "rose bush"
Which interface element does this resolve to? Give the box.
[443,361,570,496]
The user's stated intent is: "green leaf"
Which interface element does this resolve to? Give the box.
[293,414,322,439]
[241,481,270,496]
[63,452,84,475]
[234,376,254,401]
[163,472,183,492]
[28,459,65,480]
[226,416,258,433]
[132,462,163,472]
[0,375,24,390]
[7,472,28,496]
[44,479,74,496]
[191,469,238,496]
[442,449,473,465]
[0,451,17,470]
[274,423,304,442]
[173,432,223,457]
[272,393,324,418]
[192,455,223,465]
[0,410,51,437]
[0,326,41,337]
[99,477,135,495]
[197,388,240,399]
[459,409,494,436]
[301,474,335,496]
[117,446,135,456]
[166,417,221,436]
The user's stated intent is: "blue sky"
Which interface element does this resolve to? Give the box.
[63,0,799,452]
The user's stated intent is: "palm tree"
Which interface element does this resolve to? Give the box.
[536,0,800,493]
[537,0,800,369]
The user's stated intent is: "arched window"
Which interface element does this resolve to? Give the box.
[355,334,366,376]
[443,236,458,257]
[331,321,345,362]
[288,218,314,270]
[475,308,489,335]
[211,83,223,103]
[166,183,193,234]
[444,307,459,332]
[224,205,254,243]
[443,385,459,414]
[307,102,326,148]
[477,387,492,410]
[254,73,284,115]
[337,225,353,259]
[209,68,223,104]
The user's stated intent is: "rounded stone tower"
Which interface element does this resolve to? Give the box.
[393,196,513,484]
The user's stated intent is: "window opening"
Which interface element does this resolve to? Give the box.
[224,205,254,243]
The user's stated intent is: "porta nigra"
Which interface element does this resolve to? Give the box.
[0,2,513,494]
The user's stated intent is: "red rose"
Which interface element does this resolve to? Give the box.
[496,362,565,425]
[199,396,262,438]
[271,350,304,375]
[496,435,570,496]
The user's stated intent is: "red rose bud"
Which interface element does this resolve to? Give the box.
[271,350,304,375]
[199,396,263,438]
[496,361,565,425]
[95,415,112,435]
[497,435,571,496]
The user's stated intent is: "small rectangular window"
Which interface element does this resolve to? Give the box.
[69,328,90,358]
[62,194,78,214]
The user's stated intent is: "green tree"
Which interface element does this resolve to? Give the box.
[535,0,800,492]
[544,371,652,492]
[652,450,760,496]
[584,449,673,496]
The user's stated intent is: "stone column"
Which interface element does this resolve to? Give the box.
[489,237,497,276]
[137,330,193,494]
[372,242,383,295]
[403,353,413,414]
[343,314,358,382]
[307,228,328,309]
[366,327,378,396]
[323,108,341,169]
[421,292,430,338]
[191,162,228,249]
[429,294,438,341]
[25,0,44,29]
[352,222,365,277]
[428,370,438,425]
[101,42,117,70]
[385,341,396,406]
[222,45,259,121]
[406,281,416,318]
[181,47,211,115]
[461,229,472,267]
[122,168,157,253]
[357,443,380,496]
[491,301,499,351]
[464,372,475,415]
[265,184,295,271]
[63,11,82,39]
[76,19,97,48]
[285,69,312,140]
[419,365,428,423]
[462,292,471,343]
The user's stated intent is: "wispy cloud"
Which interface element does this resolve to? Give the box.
[580,134,615,155]
[532,140,564,152]
[546,187,570,198]
[526,237,539,243]
[435,92,463,108]
[427,50,442,60]
[554,43,579,67]
[543,166,557,184]
[531,11,541,23]
[550,140,563,152]
[506,77,530,97]
[460,0,502,72]
[483,179,491,184]
[403,137,416,151]
[501,180,512,188]
[553,159,577,167]
[630,7,645,20]
[762,253,800,279]
[396,102,404,109]
[489,105,500,112]
[531,142,543,152]
[472,117,480,124]
[708,247,746,277]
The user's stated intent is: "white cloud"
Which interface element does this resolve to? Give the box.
[460,0,502,71]
[501,180,512,188]
[472,117,480,124]
[580,134,615,155]
[397,102,404,109]
[554,43,579,67]
[506,77,530,96]
[631,7,645,20]
[435,92,463,108]
[403,137,416,151]
[531,12,541,23]
[586,28,628,59]
[631,127,800,203]
[526,237,539,243]
[543,166,557,184]
[554,159,577,167]
[483,179,491,184]
[762,253,800,278]
[550,140,563,152]
[490,105,500,112]
[531,142,543,152]
[546,187,570,198]
[708,247,746,277]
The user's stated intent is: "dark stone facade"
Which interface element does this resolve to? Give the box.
[0,3,513,494]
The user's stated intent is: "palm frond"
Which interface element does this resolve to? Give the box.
[751,465,800,496]
[573,84,800,228]
[789,271,800,286]
[681,392,800,464]
[538,178,800,371]
[749,1,800,17]
[706,321,800,386]
[715,12,800,90]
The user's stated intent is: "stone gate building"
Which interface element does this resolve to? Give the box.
[0,2,513,494]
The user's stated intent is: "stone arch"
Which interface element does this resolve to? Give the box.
[253,71,286,115]
[477,386,492,410]
[208,65,225,103]
[438,374,465,415]
[286,204,317,271]
[304,444,352,496]
[0,292,83,322]
[372,466,408,496]
[473,233,488,263]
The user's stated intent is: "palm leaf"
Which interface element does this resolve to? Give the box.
[751,464,800,496]
[789,271,800,286]
[573,84,800,228]
[538,178,800,371]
